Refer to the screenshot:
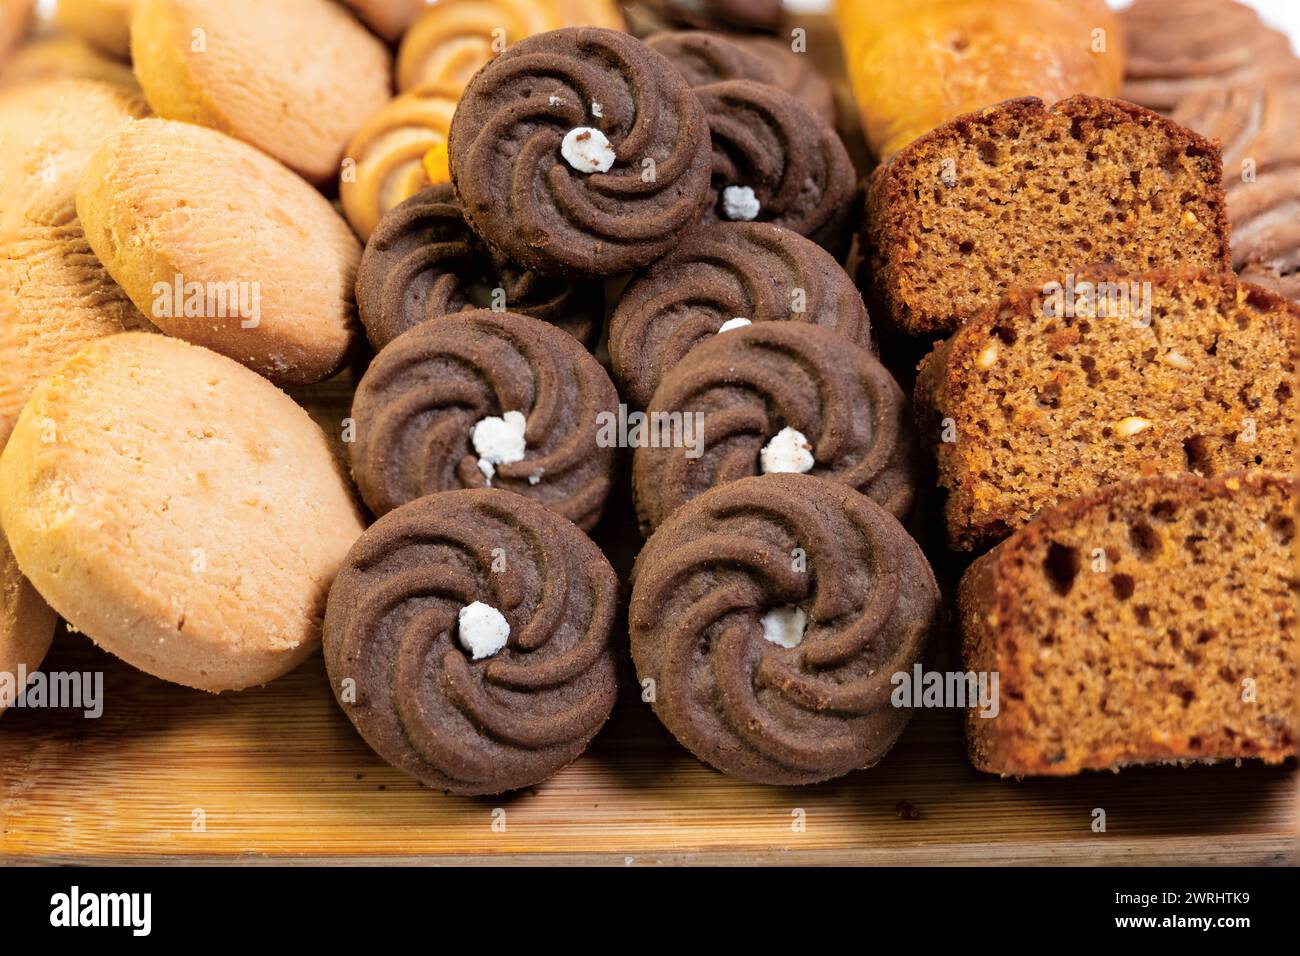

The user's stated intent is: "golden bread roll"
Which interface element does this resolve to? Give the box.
[835,0,1124,159]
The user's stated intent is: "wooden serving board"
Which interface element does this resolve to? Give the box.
[2,17,1296,867]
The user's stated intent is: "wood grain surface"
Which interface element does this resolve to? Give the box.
[2,18,1296,867]
[2,613,1295,865]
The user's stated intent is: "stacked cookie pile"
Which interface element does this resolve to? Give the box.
[341,21,944,790]
[0,3,939,795]
[0,0,1294,798]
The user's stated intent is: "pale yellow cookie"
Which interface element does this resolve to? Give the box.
[395,0,625,92]
[0,0,33,68]
[340,84,457,240]
[0,78,152,449]
[342,0,428,43]
[131,0,392,185]
[0,332,366,692]
[0,529,57,713]
[0,35,140,91]
[56,0,135,60]
[76,118,361,385]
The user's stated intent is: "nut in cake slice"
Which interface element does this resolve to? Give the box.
[917,269,1299,550]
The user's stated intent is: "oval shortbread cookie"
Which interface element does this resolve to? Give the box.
[0,333,366,692]
[131,0,392,185]
[0,529,58,714]
[0,78,152,449]
[76,118,361,385]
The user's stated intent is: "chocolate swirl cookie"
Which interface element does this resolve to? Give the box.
[447,27,713,277]
[629,473,939,785]
[696,79,856,256]
[633,322,915,532]
[356,185,603,350]
[324,489,619,795]
[636,0,781,34]
[349,309,618,529]
[1173,75,1300,301]
[1121,0,1296,112]
[609,221,872,408]
[646,31,836,127]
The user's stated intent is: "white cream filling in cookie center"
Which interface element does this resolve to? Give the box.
[760,426,814,474]
[721,185,761,221]
[458,601,510,660]
[471,410,527,483]
[561,126,615,173]
[760,605,807,649]
[717,317,752,333]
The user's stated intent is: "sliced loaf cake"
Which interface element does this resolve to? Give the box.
[916,270,1298,550]
[960,472,1297,776]
[864,95,1231,336]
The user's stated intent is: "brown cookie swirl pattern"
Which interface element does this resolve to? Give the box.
[637,0,782,34]
[356,185,603,351]
[629,473,939,785]
[633,322,915,532]
[447,27,713,277]
[324,489,619,795]
[1120,0,1296,111]
[349,309,619,529]
[646,31,836,127]
[609,221,873,408]
[1173,74,1300,302]
[695,79,856,256]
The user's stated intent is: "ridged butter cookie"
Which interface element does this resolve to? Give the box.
[323,489,619,795]
[350,310,618,529]
[0,78,151,448]
[634,322,914,533]
[340,85,458,241]
[0,333,365,692]
[395,0,625,93]
[356,185,603,351]
[609,221,872,408]
[448,27,713,277]
[130,0,392,185]
[630,473,939,785]
[76,118,361,385]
